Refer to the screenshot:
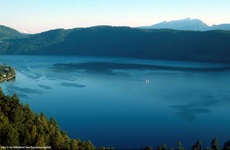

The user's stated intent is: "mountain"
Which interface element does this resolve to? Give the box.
[210,24,230,30]
[0,25,29,53]
[3,28,69,54]
[0,25,27,39]
[0,25,230,64]
[140,18,209,31]
[141,18,230,31]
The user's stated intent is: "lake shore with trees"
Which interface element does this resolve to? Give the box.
[0,64,16,82]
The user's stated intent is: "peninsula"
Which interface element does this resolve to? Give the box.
[0,64,16,82]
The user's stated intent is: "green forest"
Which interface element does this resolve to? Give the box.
[0,88,96,149]
[1,25,230,64]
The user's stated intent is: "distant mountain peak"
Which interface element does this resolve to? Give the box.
[166,17,199,22]
[156,18,206,25]
[19,30,28,34]
[145,18,209,31]
[140,18,230,31]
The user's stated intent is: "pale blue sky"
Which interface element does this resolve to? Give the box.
[1,0,230,33]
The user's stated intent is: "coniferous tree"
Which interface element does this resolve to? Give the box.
[86,140,96,150]
[6,125,19,146]
[162,144,167,150]
[211,137,219,150]
[144,145,153,150]
[70,139,79,149]
[192,140,202,150]
[223,139,230,150]
[30,125,37,145]
[35,134,46,146]
[0,112,9,144]
[177,141,184,150]
[23,130,31,146]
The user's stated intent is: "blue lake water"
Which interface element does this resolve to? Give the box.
[0,55,230,149]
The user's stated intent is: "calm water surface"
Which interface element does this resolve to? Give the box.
[0,55,230,148]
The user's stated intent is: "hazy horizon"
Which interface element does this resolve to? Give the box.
[1,0,230,34]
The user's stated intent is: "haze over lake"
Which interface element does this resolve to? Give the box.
[1,55,230,148]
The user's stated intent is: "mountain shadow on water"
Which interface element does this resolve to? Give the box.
[51,62,230,75]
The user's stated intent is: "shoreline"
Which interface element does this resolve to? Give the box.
[0,75,16,82]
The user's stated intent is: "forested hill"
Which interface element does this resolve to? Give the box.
[0,25,27,39]
[1,25,230,64]
[0,88,95,149]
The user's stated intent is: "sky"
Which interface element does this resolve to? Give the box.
[1,0,230,33]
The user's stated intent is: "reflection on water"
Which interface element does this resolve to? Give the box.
[38,84,52,90]
[0,55,230,148]
[19,69,43,80]
[60,82,86,88]
[7,85,43,95]
[170,89,230,121]
[6,88,30,99]
[52,62,230,74]
[171,104,211,121]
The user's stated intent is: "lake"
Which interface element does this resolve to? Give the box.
[0,55,230,149]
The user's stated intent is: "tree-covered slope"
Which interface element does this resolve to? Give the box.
[0,88,95,149]
[0,25,26,40]
[1,25,230,63]
[0,25,29,53]
[4,28,69,54]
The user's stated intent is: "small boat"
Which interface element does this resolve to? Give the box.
[145,80,150,83]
